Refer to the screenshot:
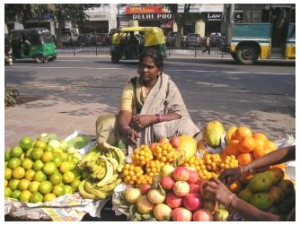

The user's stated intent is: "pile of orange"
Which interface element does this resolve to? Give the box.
[223,126,283,182]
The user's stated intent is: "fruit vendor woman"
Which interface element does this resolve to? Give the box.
[96,49,200,155]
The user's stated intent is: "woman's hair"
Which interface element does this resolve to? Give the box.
[139,49,164,70]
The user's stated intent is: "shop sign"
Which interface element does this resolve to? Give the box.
[132,13,173,20]
[207,13,222,19]
[126,6,170,14]
[178,5,201,13]
[234,12,243,20]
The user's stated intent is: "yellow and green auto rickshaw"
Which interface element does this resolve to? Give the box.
[10,28,57,63]
[110,26,167,63]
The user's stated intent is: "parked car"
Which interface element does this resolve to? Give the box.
[186,33,201,47]
[91,33,108,46]
[61,31,79,46]
[78,34,92,46]
[166,31,177,47]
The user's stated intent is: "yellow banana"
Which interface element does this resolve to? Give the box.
[112,146,126,165]
[91,166,106,180]
[84,181,107,199]
[98,177,123,192]
[78,145,101,169]
[78,180,97,199]
[95,158,114,188]
[106,157,119,173]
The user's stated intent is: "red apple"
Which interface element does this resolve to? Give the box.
[192,209,213,221]
[172,167,190,181]
[171,207,192,221]
[183,193,203,211]
[187,169,199,184]
[160,176,175,190]
[189,184,200,193]
[165,192,183,208]
[140,184,151,195]
[153,203,172,221]
[159,137,169,143]
[169,136,181,148]
[173,181,190,197]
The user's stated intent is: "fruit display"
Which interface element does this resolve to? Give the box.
[5,134,85,203]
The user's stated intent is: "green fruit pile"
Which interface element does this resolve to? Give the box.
[5,135,84,203]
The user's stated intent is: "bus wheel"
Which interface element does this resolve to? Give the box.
[236,45,259,65]
[111,55,120,63]
[35,55,44,63]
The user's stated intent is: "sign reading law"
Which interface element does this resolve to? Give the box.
[132,14,173,20]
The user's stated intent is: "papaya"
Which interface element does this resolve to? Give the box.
[204,121,225,148]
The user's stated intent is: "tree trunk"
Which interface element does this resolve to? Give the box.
[174,18,184,48]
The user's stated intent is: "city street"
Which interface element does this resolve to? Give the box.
[5,54,295,151]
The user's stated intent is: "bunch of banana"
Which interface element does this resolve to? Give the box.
[78,156,123,199]
[78,145,102,170]
[99,142,126,167]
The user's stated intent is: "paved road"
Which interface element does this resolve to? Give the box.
[5,54,295,150]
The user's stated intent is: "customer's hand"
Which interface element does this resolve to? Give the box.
[218,167,242,186]
[204,177,234,205]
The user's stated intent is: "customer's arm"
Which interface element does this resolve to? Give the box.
[204,177,280,221]
[219,145,295,185]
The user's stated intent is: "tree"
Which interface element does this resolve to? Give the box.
[165,4,205,48]
[5,4,97,47]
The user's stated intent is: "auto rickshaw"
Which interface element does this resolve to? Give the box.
[10,28,57,63]
[110,26,167,63]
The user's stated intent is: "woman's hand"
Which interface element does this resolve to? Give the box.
[218,167,242,186]
[131,115,153,130]
[125,128,141,146]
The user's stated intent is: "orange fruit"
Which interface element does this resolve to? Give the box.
[59,161,71,174]
[264,141,278,151]
[5,187,12,197]
[237,136,256,153]
[17,179,31,191]
[30,148,44,161]
[42,162,57,176]
[18,190,32,203]
[252,138,266,159]
[239,171,255,184]
[5,167,12,180]
[229,180,242,194]
[43,193,56,202]
[49,173,63,185]
[33,170,47,182]
[232,127,252,141]
[12,166,25,179]
[28,181,41,193]
[5,151,11,161]
[52,155,63,167]
[62,171,75,184]
[10,146,24,158]
[8,157,21,170]
[33,140,47,150]
[252,133,268,142]
[20,137,33,150]
[38,181,53,194]
[9,179,20,191]
[52,184,65,197]
[42,151,54,163]
[225,139,240,156]
[32,160,44,171]
[29,191,43,203]
[21,158,34,170]
[5,180,8,188]
[237,152,254,166]
[10,189,21,199]
[64,185,73,194]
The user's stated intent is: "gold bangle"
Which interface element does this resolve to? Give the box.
[245,163,254,173]
[225,193,236,209]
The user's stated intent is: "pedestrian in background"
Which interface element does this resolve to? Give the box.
[202,34,211,54]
